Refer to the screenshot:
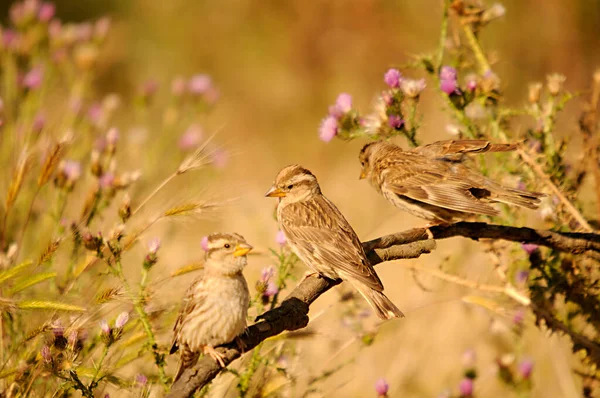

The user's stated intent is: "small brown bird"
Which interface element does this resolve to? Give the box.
[265,165,403,320]
[358,139,544,223]
[170,233,252,381]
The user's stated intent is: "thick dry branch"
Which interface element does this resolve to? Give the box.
[167,222,600,397]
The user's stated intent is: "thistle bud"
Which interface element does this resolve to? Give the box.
[115,311,129,328]
[90,150,103,177]
[119,193,131,222]
[528,82,543,104]
[546,73,566,96]
[41,345,52,364]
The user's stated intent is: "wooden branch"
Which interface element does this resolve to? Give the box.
[167,222,600,397]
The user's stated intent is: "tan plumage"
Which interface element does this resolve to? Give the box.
[170,233,252,381]
[265,165,403,320]
[359,140,545,223]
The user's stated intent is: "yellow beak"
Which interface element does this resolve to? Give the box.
[265,185,287,198]
[359,170,367,180]
[233,243,253,257]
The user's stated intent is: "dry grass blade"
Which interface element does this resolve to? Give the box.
[5,150,33,211]
[171,262,203,277]
[38,239,62,265]
[37,141,66,187]
[24,323,51,341]
[95,287,122,304]
[17,300,85,312]
[163,201,219,217]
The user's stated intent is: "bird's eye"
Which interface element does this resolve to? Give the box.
[287,184,293,189]
[224,243,230,249]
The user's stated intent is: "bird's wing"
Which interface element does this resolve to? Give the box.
[380,154,499,216]
[280,196,383,291]
[170,273,205,354]
[412,139,516,161]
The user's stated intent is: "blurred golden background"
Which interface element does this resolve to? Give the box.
[3,0,600,396]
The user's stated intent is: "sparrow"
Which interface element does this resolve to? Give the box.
[265,164,403,320]
[170,232,252,381]
[358,139,544,223]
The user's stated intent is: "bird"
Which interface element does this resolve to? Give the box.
[265,164,403,320]
[170,232,252,382]
[358,139,545,224]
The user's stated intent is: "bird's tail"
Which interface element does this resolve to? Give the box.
[492,187,545,210]
[173,348,199,383]
[354,284,404,320]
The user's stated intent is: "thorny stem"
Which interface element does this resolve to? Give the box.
[114,260,168,387]
[517,148,593,232]
[90,345,110,388]
[461,22,491,74]
[403,263,530,306]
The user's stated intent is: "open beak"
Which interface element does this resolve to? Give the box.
[233,243,253,257]
[359,170,367,180]
[265,185,287,198]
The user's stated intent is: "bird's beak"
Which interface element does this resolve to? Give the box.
[265,185,286,198]
[233,243,253,257]
[359,170,367,180]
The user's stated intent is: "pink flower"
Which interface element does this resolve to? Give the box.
[148,237,161,254]
[141,80,159,97]
[23,67,44,89]
[388,115,404,129]
[100,320,110,334]
[87,103,103,125]
[188,74,212,95]
[76,22,93,42]
[458,378,473,397]
[136,374,148,386]
[38,2,55,22]
[260,267,275,283]
[211,148,228,168]
[106,127,119,146]
[178,124,203,151]
[440,79,458,95]
[521,243,539,255]
[374,378,389,396]
[264,281,279,297]
[41,345,52,363]
[518,358,534,379]
[94,17,111,41]
[275,230,287,245]
[1,29,19,50]
[200,236,209,251]
[99,173,115,189]
[401,78,426,98]
[115,312,129,328]
[513,309,525,326]
[384,68,402,88]
[335,93,352,113]
[63,160,82,181]
[319,116,338,142]
[440,66,457,81]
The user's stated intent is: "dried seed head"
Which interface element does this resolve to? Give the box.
[528,82,543,104]
[546,73,566,96]
[119,193,131,222]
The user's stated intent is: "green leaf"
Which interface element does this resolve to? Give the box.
[0,261,33,285]
[17,300,85,312]
[9,272,56,295]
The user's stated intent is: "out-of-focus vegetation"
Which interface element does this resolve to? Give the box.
[0,0,599,396]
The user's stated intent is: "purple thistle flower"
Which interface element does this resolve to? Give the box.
[518,358,534,379]
[63,160,81,181]
[115,312,129,328]
[319,115,338,142]
[200,236,209,251]
[136,373,148,386]
[458,378,473,397]
[466,78,477,92]
[374,378,389,396]
[178,124,203,151]
[142,80,159,97]
[264,281,279,297]
[41,345,52,363]
[440,66,457,81]
[38,2,55,22]
[100,320,110,334]
[211,148,228,168]
[275,230,287,246]
[513,309,525,326]
[148,238,161,254]
[440,79,458,95]
[515,270,529,285]
[384,68,402,88]
[23,67,44,89]
[171,76,187,96]
[387,115,404,129]
[87,103,103,125]
[521,243,539,255]
[33,112,46,132]
[188,74,212,95]
[334,93,352,114]
[99,173,115,189]
[260,267,275,283]
[1,29,19,50]
[76,22,93,42]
